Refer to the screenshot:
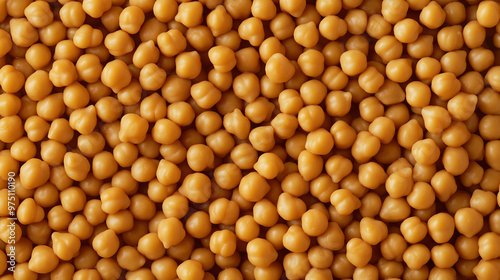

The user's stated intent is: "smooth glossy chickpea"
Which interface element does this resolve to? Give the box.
[9,18,38,47]
[339,50,367,76]
[265,53,295,84]
[73,25,103,49]
[346,238,372,268]
[175,51,202,80]
[470,189,497,216]
[101,59,132,93]
[0,65,25,94]
[81,0,112,18]
[138,63,166,91]
[381,0,408,24]
[476,0,500,27]
[403,244,431,271]
[437,25,464,51]
[380,233,407,262]
[157,30,186,58]
[296,50,324,78]
[178,173,211,204]
[426,213,455,244]
[407,34,434,59]
[28,245,59,274]
[460,71,484,95]
[379,196,411,222]
[174,1,203,28]
[441,146,469,176]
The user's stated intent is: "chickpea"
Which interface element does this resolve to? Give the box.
[381,0,409,24]
[476,0,500,27]
[179,173,211,204]
[265,53,295,84]
[346,238,372,268]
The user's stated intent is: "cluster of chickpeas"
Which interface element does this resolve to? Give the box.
[1,0,500,279]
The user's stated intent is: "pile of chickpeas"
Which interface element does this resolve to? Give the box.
[1,0,500,279]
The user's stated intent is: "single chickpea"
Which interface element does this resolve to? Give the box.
[178,173,211,203]
[0,65,25,94]
[469,47,495,72]
[276,192,306,221]
[358,66,384,94]
[214,163,242,190]
[385,167,413,198]
[381,0,409,24]
[73,25,103,49]
[101,59,132,93]
[28,245,59,274]
[9,18,38,47]
[339,50,367,76]
[470,189,497,216]
[156,217,186,250]
[175,51,202,80]
[437,25,464,51]
[485,140,500,171]
[420,1,446,29]
[441,50,467,77]
[297,49,324,77]
[379,196,411,222]
[68,105,97,135]
[183,211,212,240]
[283,252,311,279]
[430,243,459,269]
[396,19,423,44]
[421,106,452,134]
[238,17,265,46]
[325,154,353,183]
[403,244,431,270]
[346,238,372,268]
[265,53,295,83]
[139,63,166,91]
[411,138,440,166]
[460,71,484,95]
[209,229,237,258]
[301,209,328,237]
[385,59,412,83]
[476,0,500,27]
[400,216,428,244]
[82,0,112,18]
[232,72,260,103]
[442,146,469,175]
[293,22,319,49]
[427,213,455,243]
[415,57,441,82]
[118,6,145,34]
[454,207,483,238]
